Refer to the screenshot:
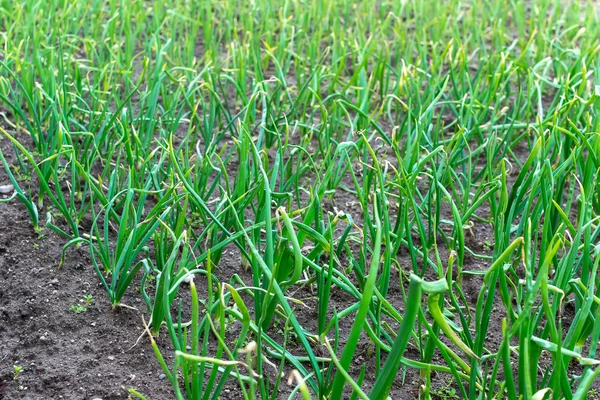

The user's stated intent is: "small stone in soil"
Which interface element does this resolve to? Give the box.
[0,184,14,194]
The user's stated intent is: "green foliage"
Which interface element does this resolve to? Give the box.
[1,0,600,398]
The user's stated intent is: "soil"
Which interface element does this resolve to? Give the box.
[0,199,174,400]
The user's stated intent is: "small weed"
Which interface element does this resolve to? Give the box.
[13,364,22,380]
[432,386,459,399]
[70,294,94,313]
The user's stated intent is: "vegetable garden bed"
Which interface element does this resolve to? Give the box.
[2,1,600,399]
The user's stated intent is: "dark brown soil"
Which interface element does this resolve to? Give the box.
[0,199,174,400]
